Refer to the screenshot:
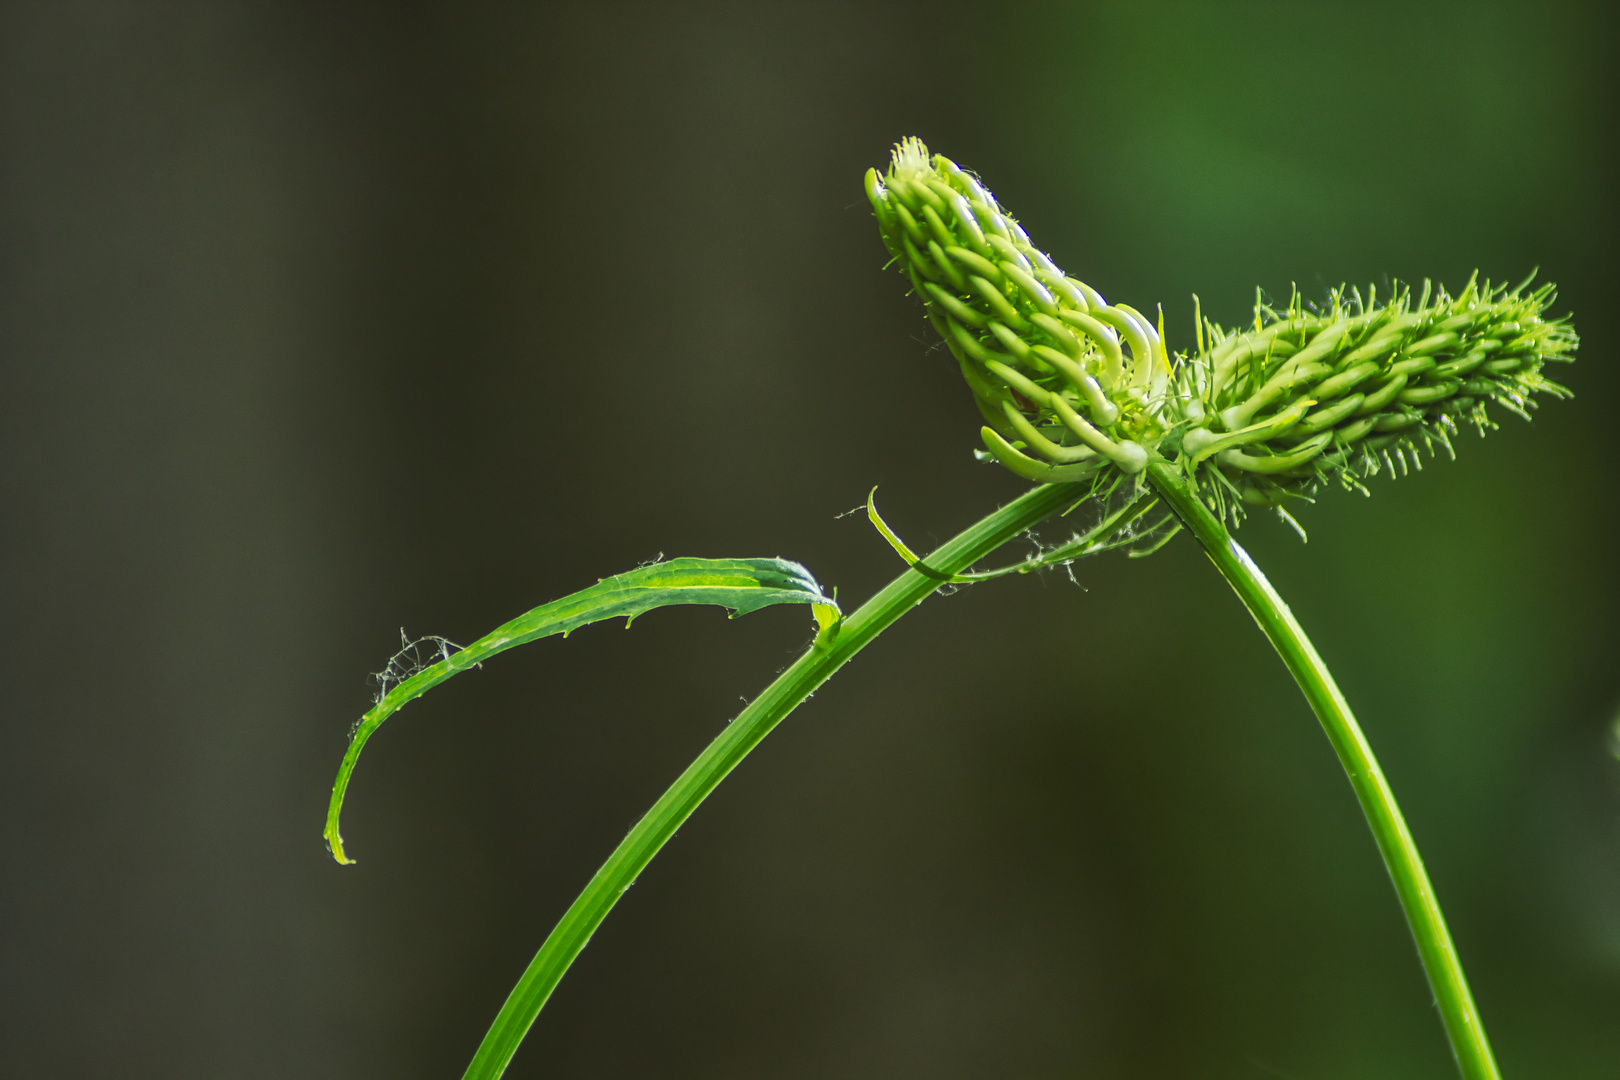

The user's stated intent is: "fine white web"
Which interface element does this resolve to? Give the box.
[370,628,463,704]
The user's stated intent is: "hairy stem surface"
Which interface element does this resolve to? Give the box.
[461,481,1091,1080]
[1147,460,1498,1080]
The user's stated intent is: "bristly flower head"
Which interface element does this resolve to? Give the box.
[866,138,1577,529]
[867,137,1167,477]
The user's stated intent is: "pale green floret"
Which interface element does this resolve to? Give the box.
[868,138,1578,531]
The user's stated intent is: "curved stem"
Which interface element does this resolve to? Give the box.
[460,481,1092,1080]
[1147,461,1498,1080]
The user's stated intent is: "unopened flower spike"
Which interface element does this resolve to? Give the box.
[865,138,1169,481]
[867,138,1578,530]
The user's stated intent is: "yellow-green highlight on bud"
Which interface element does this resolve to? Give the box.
[867,139,1578,532]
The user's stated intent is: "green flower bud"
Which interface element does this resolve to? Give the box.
[1179,275,1575,518]
[867,138,1578,523]
[865,137,1168,477]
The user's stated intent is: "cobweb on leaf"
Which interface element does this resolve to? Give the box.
[369,628,464,705]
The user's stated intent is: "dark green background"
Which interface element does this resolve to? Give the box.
[3,3,1616,1077]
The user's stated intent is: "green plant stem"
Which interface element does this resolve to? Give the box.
[1146,461,1498,1080]
[460,480,1091,1080]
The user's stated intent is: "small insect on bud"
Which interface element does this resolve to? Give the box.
[867,139,1578,525]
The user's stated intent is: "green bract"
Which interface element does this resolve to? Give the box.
[866,137,1577,525]
[323,557,840,865]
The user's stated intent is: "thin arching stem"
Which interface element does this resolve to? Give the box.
[460,481,1095,1080]
[1147,460,1498,1080]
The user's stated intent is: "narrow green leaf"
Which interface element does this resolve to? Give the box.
[323,557,838,864]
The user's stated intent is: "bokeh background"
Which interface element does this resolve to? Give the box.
[3,3,1617,1077]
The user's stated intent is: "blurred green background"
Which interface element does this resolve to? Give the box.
[3,3,1616,1077]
